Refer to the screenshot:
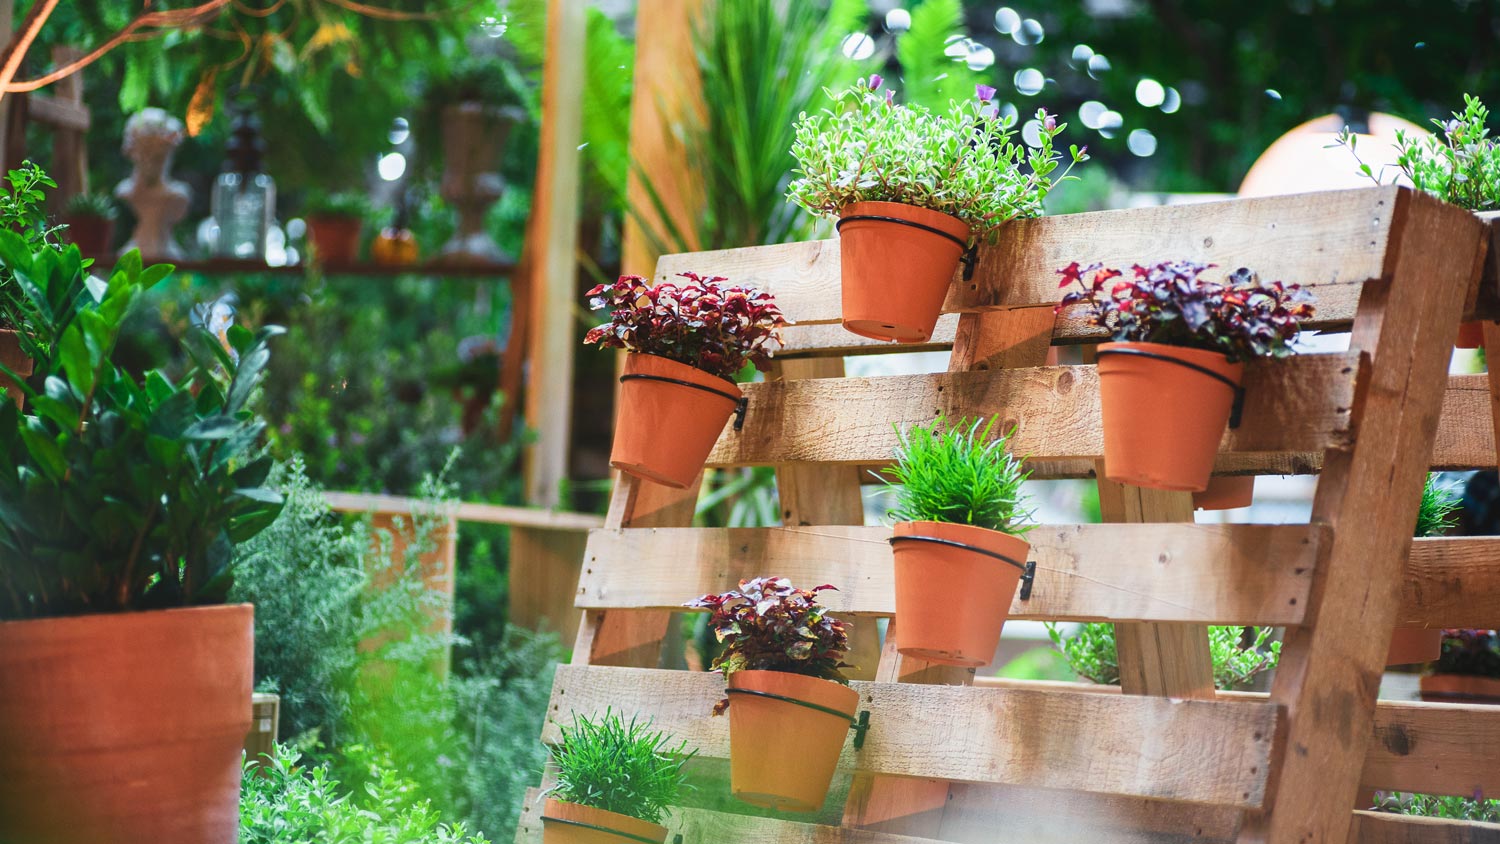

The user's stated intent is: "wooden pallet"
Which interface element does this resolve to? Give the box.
[516,186,1500,844]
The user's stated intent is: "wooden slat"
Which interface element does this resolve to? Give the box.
[544,665,1281,809]
[1398,538,1500,630]
[322,490,604,531]
[578,523,1321,626]
[707,354,1360,468]
[1351,812,1500,844]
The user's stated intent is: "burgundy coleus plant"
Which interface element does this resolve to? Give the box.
[1054,259,1316,363]
[1436,629,1500,677]
[685,577,852,715]
[583,272,789,381]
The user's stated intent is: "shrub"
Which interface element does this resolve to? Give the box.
[583,272,788,380]
[545,710,694,825]
[1055,260,1316,362]
[1336,94,1500,212]
[884,415,1033,533]
[302,192,370,220]
[61,192,117,220]
[1047,623,1282,691]
[1373,790,1500,823]
[0,162,74,335]
[787,76,1086,240]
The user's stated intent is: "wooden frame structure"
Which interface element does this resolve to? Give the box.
[515,186,1500,843]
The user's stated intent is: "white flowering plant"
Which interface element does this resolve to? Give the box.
[787,76,1087,242]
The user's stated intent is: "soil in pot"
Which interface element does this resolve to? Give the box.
[63,215,115,258]
[0,329,33,408]
[1096,341,1244,492]
[611,353,741,489]
[1193,476,1255,510]
[0,604,254,844]
[891,520,1029,667]
[1419,673,1500,704]
[541,798,668,844]
[837,200,969,344]
[727,670,857,812]
[1384,628,1441,667]
[306,215,363,265]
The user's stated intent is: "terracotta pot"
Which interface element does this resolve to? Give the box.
[727,670,857,812]
[63,214,115,258]
[1097,341,1244,492]
[1194,476,1255,510]
[306,215,363,265]
[1456,320,1486,349]
[0,328,33,408]
[0,604,253,844]
[892,520,1029,667]
[541,798,667,844]
[611,354,740,489]
[1419,673,1500,704]
[837,200,970,344]
[1385,628,1442,667]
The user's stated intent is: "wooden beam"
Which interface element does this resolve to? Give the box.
[322,491,603,531]
[506,525,587,641]
[543,664,1282,809]
[1398,537,1500,630]
[1350,812,1500,844]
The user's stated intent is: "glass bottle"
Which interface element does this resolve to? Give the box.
[211,106,276,259]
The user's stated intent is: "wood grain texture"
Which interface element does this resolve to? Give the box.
[543,665,1281,809]
[577,523,1321,625]
[1349,812,1500,844]
[1398,538,1500,629]
[506,526,587,642]
[323,490,604,531]
[708,354,1361,468]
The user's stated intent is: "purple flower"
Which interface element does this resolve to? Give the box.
[868,74,883,91]
[976,84,996,102]
[1043,112,1057,131]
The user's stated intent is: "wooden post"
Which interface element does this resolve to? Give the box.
[507,525,587,642]
[244,693,280,770]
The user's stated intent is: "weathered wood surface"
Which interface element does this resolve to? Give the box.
[323,490,604,531]
[707,354,1361,468]
[543,665,1281,809]
[1399,537,1500,629]
[1350,812,1500,844]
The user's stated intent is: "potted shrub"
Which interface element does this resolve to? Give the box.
[883,415,1034,667]
[61,192,118,258]
[1056,260,1316,491]
[1387,475,1460,666]
[0,237,284,844]
[788,76,1085,344]
[1421,629,1500,704]
[541,710,694,844]
[584,272,788,489]
[685,577,855,812]
[303,191,368,265]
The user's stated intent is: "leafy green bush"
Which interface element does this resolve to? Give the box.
[885,415,1033,533]
[1047,623,1281,691]
[1373,790,1500,822]
[546,710,694,825]
[1337,94,1500,212]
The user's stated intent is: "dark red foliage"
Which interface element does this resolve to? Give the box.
[583,272,789,381]
[685,577,851,714]
[1436,629,1500,677]
[1054,260,1316,363]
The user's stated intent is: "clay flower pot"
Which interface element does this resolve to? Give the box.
[1419,673,1500,704]
[611,353,742,489]
[0,604,254,844]
[1096,341,1244,492]
[1456,320,1486,349]
[63,214,115,258]
[836,200,970,344]
[541,798,667,844]
[1385,628,1442,667]
[306,215,363,265]
[1193,476,1255,510]
[891,520,1029,667]
[0,328,33,408]
[727,670,857,812]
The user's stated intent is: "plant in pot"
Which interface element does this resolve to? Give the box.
[302,191,369,266]
[1056,260,1316,491]
[883,415,1034,667]
[540,709,695,843]
[61,192,118,258]
[1420,629,1500,704]
[1387,475,1461,666]
[787,76,1086,343]
[0,240,284,844]
[584,272,788,489]
[684,577,854,812]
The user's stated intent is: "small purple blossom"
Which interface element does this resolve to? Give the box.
[976,84,996,102]
[1043,111,1057,131]
[868,74,883,91]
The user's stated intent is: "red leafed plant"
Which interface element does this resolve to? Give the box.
[1054,260,1316,363]
[1436,629,1500,678]
[685,577,851,714]
[583,272,789,381]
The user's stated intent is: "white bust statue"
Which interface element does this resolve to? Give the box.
[115,108,191,260]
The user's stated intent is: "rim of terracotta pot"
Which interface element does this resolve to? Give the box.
[891,520,1031,569]
[0,601,251,634]
[540,798,668,844]
[838,200,972,243]
[727,669,859,720]
[1097,341,1244,381]
[624,352,741,389]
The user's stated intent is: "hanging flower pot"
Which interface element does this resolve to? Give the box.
[0,328,33,408]
[610,353,743,489]
[0,605,253,844]
[1457,320,1487,349]
[837,201,970,343]
[1419,674,1500,704]
[891,521,1031,667]
[541,798,668,844]
[1193,476,1256,510]
[726,670,858,812]
[1385,628,1442,666]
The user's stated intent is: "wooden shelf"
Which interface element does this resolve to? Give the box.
[85,256,515,279]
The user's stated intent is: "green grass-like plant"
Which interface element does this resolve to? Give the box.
[545,710,694,826]
[1047,623,1282,691]
[884,415,1033,534]
[1416,473,1461,538]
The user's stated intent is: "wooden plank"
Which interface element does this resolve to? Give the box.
[1350,812,1500,844]
[578,523,1321,625]
[544,665,1282,809]
[1434,374,1495,471]
[322,490,603,531]
[709,354,1361,469]
[26,92,87,131]
[1398,538,1500,630]
[507,525,586,642]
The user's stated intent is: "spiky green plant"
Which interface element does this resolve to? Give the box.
[1416,474,1461,538]
[884,415,1033,534]
[1047,623,1282,691]
[545,710,694,825]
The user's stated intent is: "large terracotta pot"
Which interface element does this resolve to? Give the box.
[1419,674,1500,704]
[0,604,254,844]
[63,214,115,259]
[1385,628,1441,667]
[1194,476,1255,510]
[0,328,33,408]
[1097,341,1244,492]
[306,214,363,265]
[891,520,1029,667]
[727,670,857,812]
[836,200,970,343]
[611,354,741,489]
[541,798,668,844]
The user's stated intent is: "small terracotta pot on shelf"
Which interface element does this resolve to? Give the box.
[540,798,668,844]
[727,670,857,812]
[836,200,969,344]
[0,329,33,408]
[1096,341,1244,492]
[63,215,115,259]
[1194,476,1255,510]
[890,520,1030,667]
[610,353,741,489]
[1419,674,1500,705]
[306,215,363,265]
[1384,628,1442,667]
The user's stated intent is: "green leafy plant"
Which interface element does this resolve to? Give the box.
[545,710,695,825]
[0,163,67,331]
[1046,623,1282,691]
[788,77,1086,241]
[303,192,372,221]
[1373,790,1500,822]
[62,192,118,221]
[884,415,1033,533]
[1335,95,1500,212]
[1416,474,1461,538]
